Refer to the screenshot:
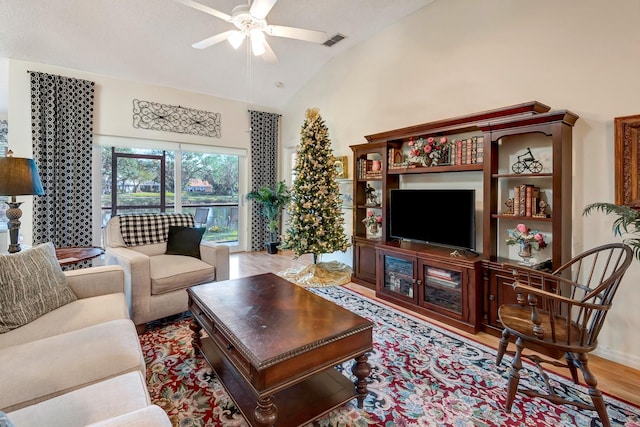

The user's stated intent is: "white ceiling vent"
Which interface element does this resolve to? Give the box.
[323,33,346,47]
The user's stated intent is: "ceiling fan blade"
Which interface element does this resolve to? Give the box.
[175,0,231,22]
[261,40,279,64]
[192,30,236,49]
[250,0,278,20]
[266,25,327,44]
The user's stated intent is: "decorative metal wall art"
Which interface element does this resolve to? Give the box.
[132,99,221,138]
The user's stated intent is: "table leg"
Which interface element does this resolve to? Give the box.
[352,353,371,409]
[189,320,202,354]
[253,395,278,427]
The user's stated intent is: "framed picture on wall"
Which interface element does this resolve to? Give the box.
[334,156,348,179]
[615,114,640,208]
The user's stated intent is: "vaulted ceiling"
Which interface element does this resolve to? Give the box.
[0,0,434,110]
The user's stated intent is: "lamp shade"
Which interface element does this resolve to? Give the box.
[0,157,45,196]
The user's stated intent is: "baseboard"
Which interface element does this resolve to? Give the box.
[594,347,640,371]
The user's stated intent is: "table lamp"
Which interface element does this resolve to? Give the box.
[0,151,45,253]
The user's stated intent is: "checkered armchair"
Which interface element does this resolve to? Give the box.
[104,213,229,329]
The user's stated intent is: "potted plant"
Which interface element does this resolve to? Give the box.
[583,202,640,260]
[247,181,291,254]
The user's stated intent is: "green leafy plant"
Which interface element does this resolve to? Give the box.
[583,202,640,260]
[247,181,291,242]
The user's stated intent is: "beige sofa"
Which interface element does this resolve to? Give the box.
[104,213,230,328]
[0,264,171,427]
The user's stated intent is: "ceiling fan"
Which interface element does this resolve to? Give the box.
[176,0,328,64]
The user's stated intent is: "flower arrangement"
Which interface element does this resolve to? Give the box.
[408,136,448,166]
[362,210,382,227]
[506,223,547,250]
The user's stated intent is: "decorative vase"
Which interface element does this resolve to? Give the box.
[265,241,279,254]
[368,222,379,235]
[518,243,534,265]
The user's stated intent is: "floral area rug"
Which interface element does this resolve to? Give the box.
[139,286,640,426]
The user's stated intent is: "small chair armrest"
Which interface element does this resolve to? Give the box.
[64,265,125,299]
[200,241,230,281]
[502,262,584,293]
[512,281,605,311]
[105,247,151,302]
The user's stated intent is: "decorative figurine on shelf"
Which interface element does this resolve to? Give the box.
[533,200,549,218]
[511,147,543,174]
[365,184,378,206]
[503,198,515,215]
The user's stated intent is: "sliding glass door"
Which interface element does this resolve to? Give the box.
[94,136,246,252]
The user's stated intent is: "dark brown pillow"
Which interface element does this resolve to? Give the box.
[165,226,205,258]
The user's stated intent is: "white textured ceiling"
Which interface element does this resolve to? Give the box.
[0,0,434,111]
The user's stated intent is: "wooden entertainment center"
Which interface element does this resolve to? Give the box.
[349,101,578,336]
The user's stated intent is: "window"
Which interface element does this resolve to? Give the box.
[104,147,167,217]
[179,150,239,244]
[96,136,246,250]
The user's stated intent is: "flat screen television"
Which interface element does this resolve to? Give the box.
[389,189,476,250]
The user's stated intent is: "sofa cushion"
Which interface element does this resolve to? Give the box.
[165,226,205,258]
[0,242,77,333]
[149,254,215,295]
[119,213,195,247]
[0,319,144,412]
[86,405,172,427]
[0,293,129,350]
[7,371,153,427]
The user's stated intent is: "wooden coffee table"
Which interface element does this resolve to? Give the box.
[187,273,374,427]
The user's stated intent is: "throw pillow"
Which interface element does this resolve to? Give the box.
[165,226,205,259]
[0,242,78,333]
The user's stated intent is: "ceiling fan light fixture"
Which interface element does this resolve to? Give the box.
[250,29,266,56]
[228,31,245,49]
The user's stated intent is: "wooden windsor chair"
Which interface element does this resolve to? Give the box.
[496,243,633,427]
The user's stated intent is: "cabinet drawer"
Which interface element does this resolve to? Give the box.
[189,302,214,332]
[210,326,253,379]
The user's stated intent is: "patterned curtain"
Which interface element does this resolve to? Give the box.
[249,110,280,251]
[30,72,95,268]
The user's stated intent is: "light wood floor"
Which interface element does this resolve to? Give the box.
[229,250,640,407]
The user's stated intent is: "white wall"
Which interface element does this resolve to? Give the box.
[282,0,640,368]
[7,59,279,251]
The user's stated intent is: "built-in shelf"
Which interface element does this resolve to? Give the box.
[349,101,577,336]
[389,164,483,175]
[492,214,552,222]
[492,173,553,178]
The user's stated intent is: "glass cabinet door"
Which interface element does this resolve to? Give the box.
[422,264,463,315]
[382,254,415,299]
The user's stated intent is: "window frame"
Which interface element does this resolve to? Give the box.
[93,135,248,252]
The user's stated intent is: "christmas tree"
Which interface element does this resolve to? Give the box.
[282,108,350,264]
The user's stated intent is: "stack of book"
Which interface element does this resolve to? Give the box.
[388,148,405,169]
[425,267,461,289]
[513,184,543,217]
[356,159,383,179]
[449,136,484,166]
